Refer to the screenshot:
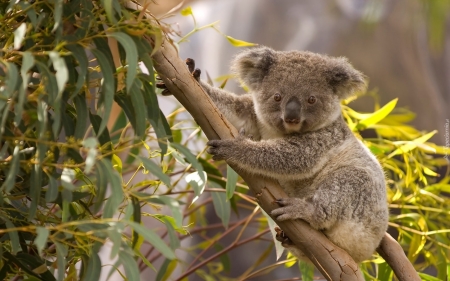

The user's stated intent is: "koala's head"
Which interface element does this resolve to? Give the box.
[231,46,366,135]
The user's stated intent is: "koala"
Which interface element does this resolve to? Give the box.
[159,47,389,263]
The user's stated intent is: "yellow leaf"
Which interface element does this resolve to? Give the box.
[226,36,257,47]
[355,98,398,130]
[388,131,438,158]
[180,6,193,16]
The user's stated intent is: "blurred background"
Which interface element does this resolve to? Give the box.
[138,0,450,280]
[152,0,449,145]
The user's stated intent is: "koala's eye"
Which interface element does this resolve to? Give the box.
[307,96,317,104]
[274,93,282,101]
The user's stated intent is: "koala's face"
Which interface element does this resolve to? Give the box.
[232,47,366,135]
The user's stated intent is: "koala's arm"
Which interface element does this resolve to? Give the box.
[208,131,345,178]
[199,81,257,130]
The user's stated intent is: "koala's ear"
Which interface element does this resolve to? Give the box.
[326,58,367,99]
[231,46,277,90]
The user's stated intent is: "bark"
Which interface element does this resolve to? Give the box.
[150,36,420,281]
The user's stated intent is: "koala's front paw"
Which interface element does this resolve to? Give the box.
[274,227,294,247]
[271,198,305,221]
[156,58,201,96]
[207,139,239,161]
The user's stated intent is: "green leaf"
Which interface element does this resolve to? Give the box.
[299,260,315,281]
[211,184,230,228]
[35,61,58,103]
[109,32,138,94]
[171,143,204,181]
[0,61,19,112]
[89,112,112,158]
[55,242,68,281]
[52,0,63,32]
[66,44,88,96]
[85,251,101,281]
[226,165,238,200]
[154,196,182,227]
[100,159,124,218]
[92,48,116,135]
[354,98,398,130]
[102,0,117,24]
[418,273,442,281]
[15,52,34,124]
[119,251,140,281]
[129,79,147,138]
[139,157,171,187]
[34,227,49,256]
[13,23,26,50]
[377,262,393,281]
[5,220,20,255]
[1,146,19,192]
[73,94,88,139]
[162,217,180,250]
[156,258,178,281]
[29,164,43,220]
[45,175,59,203]
[225,36,257,47]
[128,221,176,260]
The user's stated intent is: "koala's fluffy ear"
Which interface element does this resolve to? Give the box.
[231,46,277,90]
[326,58,367,99]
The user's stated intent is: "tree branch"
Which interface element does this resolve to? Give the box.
[150,36,419,281]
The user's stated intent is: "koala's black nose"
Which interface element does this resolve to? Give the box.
[284,98,301,124]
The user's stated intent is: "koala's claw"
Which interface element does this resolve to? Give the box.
[156,58,201,96]
[274,227,294,246]
[186,58,195,73]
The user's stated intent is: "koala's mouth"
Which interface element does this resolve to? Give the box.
[283,118,303,132]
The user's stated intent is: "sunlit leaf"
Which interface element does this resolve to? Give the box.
[225,36,257,47]
[13,23,26,50]
[83,137,99,174]
[354,98,398,130]
[388,130,438,158]
[155,259,178,281]
[186,171,207,204]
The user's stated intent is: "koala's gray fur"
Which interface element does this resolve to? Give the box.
[201,46,388,263]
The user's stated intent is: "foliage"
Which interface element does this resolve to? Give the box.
[0,1,449,281]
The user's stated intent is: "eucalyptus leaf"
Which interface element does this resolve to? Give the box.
[109,32,138,94]
[139,157,171,187]
[91,48,116,135]
[34,227,49,256]
[128,221,175,260]
[210,184,230,228]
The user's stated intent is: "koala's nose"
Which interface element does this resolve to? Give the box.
[284,98,301,124]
